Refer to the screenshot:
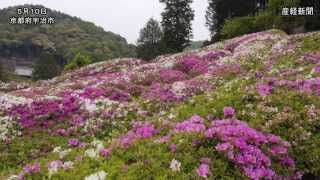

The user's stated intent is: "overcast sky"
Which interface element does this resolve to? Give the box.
[0,0,210,44]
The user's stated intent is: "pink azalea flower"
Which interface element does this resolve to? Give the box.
[256,84,273,98]
[68,138,79,147]
[169,144,177,153]
[75,156,84,161]
[223,107,235,118]
[100,148,112,158]
[197,163,210,178]
[174,115,206,133]
[23,162,41,174]
[79,143,87,149]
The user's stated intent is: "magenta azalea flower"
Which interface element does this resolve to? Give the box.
[200,157,211,164]
[216,142,233,152]
[192,140,202,147]
[304,52,320,63]
[100,148,112,158]
[203,51,227,61]
[256,84,273,98]
[169,144,177,153]
[23,162,41,174]
[134,122,158,139]
[75,156,84,162]
[314,66,320,73]
[48,160,63,169]
[68,138,79,147]
[174,115,206,133]
[281,156,295,169]
[223,107,235,118]
[119,122,158,149]
[79,143,87,149]
[174,56,208,76]
[205,119,296,180]
[197,163,210,178]
[159,69,187,83]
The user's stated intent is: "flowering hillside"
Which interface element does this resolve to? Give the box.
[1,29,320,179]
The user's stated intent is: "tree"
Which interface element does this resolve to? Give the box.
[261,0,318,32]
[221,16,256,39]
[300,0,320,31]
[205,0,219,41]
[64,52,91,71]
[32,52,61,81]
[137,18,163,60]
[206,0,262,42]
[266,0,304,33]
[219,0,304,39]
[0,61,6,82]
[160,0,195,53]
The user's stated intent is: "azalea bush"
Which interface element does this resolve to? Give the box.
[1,30,320,179]
[64,52,92,71]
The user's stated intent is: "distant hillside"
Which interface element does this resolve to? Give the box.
[184,41,204,51]
[0,4,136,63]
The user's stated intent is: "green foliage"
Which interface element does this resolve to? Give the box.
[0,62,7,82]
[300,0,320,31]
[292,135,320,175]
[253,11,274,31]
[138,18,162,45]
[160,0,195,53]
[207,0,319,42]
[206,0,264,41]
[259,90,320,176]
[136,44,160,61]
[137,18,163,60]
[267,0,298,12]
[32,53,61,80]
[220,0,305,40]
[172,78,253,123]
[221,16,256,39]
[64,52,92,71]
[266,0,304,30]
[0,132,68,176]
[301,36,320,52]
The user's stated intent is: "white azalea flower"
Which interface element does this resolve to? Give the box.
[7,175,19,180]
[96,143,104,153]
[170,159,181,172]
[59,149,71,159]
[53,146,62,153]
[171,81,186,97]
[0,94,32,109]
[62,161,74,170]
[0,116,20,142]
[85,148,98,159]
[48,168,58,178]
[91,139,103,146]
[48,160,63,178]
[91,140,104,152]
[84,99,98,113]
[168,113,175,119]
[85,170,108,180]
